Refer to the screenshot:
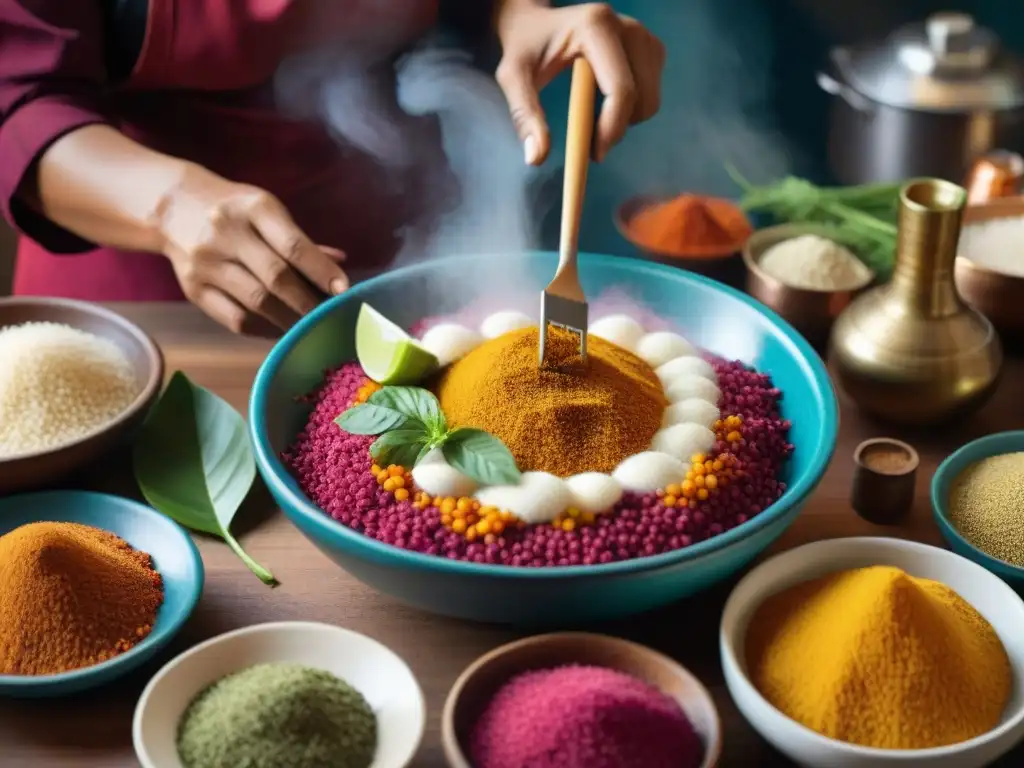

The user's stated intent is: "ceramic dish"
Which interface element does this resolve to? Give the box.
[932,430,1024,587]
[133,621,426,768]
[248,251,838,625]
[955,197,1024,343]
[720,537,1024,768]
[614,194,749,283]
[0,297,164,494]
[0,490,203,698]
[442,632,721,768]
[742,223,874,348]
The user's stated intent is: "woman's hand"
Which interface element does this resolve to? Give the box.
[159,165,349,336]
[494,1,666,165]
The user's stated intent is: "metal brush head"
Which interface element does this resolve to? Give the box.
[539,291,589,365]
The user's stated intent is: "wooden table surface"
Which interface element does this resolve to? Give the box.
[2,302,1022,767]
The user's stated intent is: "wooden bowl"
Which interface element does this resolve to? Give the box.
[956,196,1024,343]
[0,297,164,494]
[742,223,874,349]
[441,632,722,768]
[615,195,748,285]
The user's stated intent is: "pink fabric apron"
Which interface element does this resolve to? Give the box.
[14,0,444,300]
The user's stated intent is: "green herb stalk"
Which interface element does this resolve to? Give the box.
[727,165,902,279]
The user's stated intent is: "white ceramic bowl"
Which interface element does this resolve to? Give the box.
[720,537,1024,768]
[133,621,426,768]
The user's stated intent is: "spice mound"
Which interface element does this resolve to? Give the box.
[0,521,163,676]
[434,326,667,476]
[177,662,377,768]
[757,234,872,292]
[470,664,703,768]
[949,452,1024,566]
[627,194,752,257]
[746,565,1011,750]
[0,321,140,458]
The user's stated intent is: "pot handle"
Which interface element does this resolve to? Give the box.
[817,71,875,114]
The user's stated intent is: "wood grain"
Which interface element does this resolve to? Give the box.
[1,302,1022,767]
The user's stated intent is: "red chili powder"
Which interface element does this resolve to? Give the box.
[628,194,752,257]
[469,665,704,768]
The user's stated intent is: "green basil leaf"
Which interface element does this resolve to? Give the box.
[369,387,445,436]
[369,430,430,469]
[334,403,410,435]
[441,428,521,486]
[132,371,277,586]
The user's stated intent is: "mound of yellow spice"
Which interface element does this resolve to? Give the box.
[433,326,667,476]
[745,565,1011,750]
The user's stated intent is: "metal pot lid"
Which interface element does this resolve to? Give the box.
[832,12,1024,112]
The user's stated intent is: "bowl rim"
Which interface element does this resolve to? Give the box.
[441,631,723,768]
[720,536,1024,758]
[614,193,749,261]
[0,296,165,464]
[249,250,839,578]
[0,490,204,689]
[132,620,427,768]
[930,430,1024,578]
[742,223,876,296]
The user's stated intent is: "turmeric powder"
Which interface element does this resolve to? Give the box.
[745,565,1011,750]
[433,326,667,476]
[0,521,164,675]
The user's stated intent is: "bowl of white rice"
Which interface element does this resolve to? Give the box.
[0,297,164,494]
[956,196,1024,342]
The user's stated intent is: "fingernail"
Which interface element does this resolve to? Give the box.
[330,278,349,295]
[524,135,538,165]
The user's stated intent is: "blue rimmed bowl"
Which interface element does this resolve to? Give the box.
[932,430,1024,588]
[0,491,204,697]
[249,252,838,625]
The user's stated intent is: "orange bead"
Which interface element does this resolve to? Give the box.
[451,518,467,534]
[388,465,404,477]
[663,495,677,508]
[457,497,473,512]
[465,528,478,542]
[440,498,457,515]
[581,511,597,525]
[665,483,682,497]
[561,518,576,532]
[394,488,410,502]
[704,474,718,490]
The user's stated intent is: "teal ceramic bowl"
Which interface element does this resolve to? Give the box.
[932,430,1024,587]
[0,491,204,697]
[249,252,838,625]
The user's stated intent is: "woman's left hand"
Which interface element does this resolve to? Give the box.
[494,1,666,166]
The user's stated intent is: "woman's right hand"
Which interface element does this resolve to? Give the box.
[158,164,349,336]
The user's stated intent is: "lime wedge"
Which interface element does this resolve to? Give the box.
[356,303,439,385]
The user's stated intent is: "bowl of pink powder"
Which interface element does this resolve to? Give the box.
[442,632,721,768]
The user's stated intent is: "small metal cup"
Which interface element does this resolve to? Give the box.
[851,438,920,525]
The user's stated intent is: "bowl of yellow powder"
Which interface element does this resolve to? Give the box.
[932,430,1024,588]
[720,537,1024,767]
[0,297,164,494]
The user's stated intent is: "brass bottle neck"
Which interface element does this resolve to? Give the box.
[890,180,967,318]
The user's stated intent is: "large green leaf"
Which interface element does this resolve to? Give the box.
[133,371,276,585]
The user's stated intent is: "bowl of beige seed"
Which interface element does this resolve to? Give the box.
[932,430,1024,587]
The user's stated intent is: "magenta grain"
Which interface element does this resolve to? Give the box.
[283,353,792,566]
[469,665,704,768]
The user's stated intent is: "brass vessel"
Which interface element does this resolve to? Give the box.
[828,178,1002,425]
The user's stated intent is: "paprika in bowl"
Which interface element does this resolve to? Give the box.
[615,194,753,281]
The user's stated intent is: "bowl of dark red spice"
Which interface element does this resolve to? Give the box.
[442,632,721,768]
[615,193,753,282]
[133,621,425,768]
[0,490,203,697]
[932,430,1024,587]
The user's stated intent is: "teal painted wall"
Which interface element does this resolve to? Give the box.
[537,0,1024,256]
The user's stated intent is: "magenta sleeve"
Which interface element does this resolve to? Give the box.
[0,2,112,253]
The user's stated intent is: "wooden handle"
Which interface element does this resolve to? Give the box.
[558,58,597,272]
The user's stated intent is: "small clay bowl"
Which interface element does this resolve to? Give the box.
[956,196,1024,345]
[0,297,164,494]
[742,223,874,349]
[851,438,920,525]
[442,632,722,768]
[615,194,749,285]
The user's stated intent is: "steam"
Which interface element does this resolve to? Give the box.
[595,1,795,202]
